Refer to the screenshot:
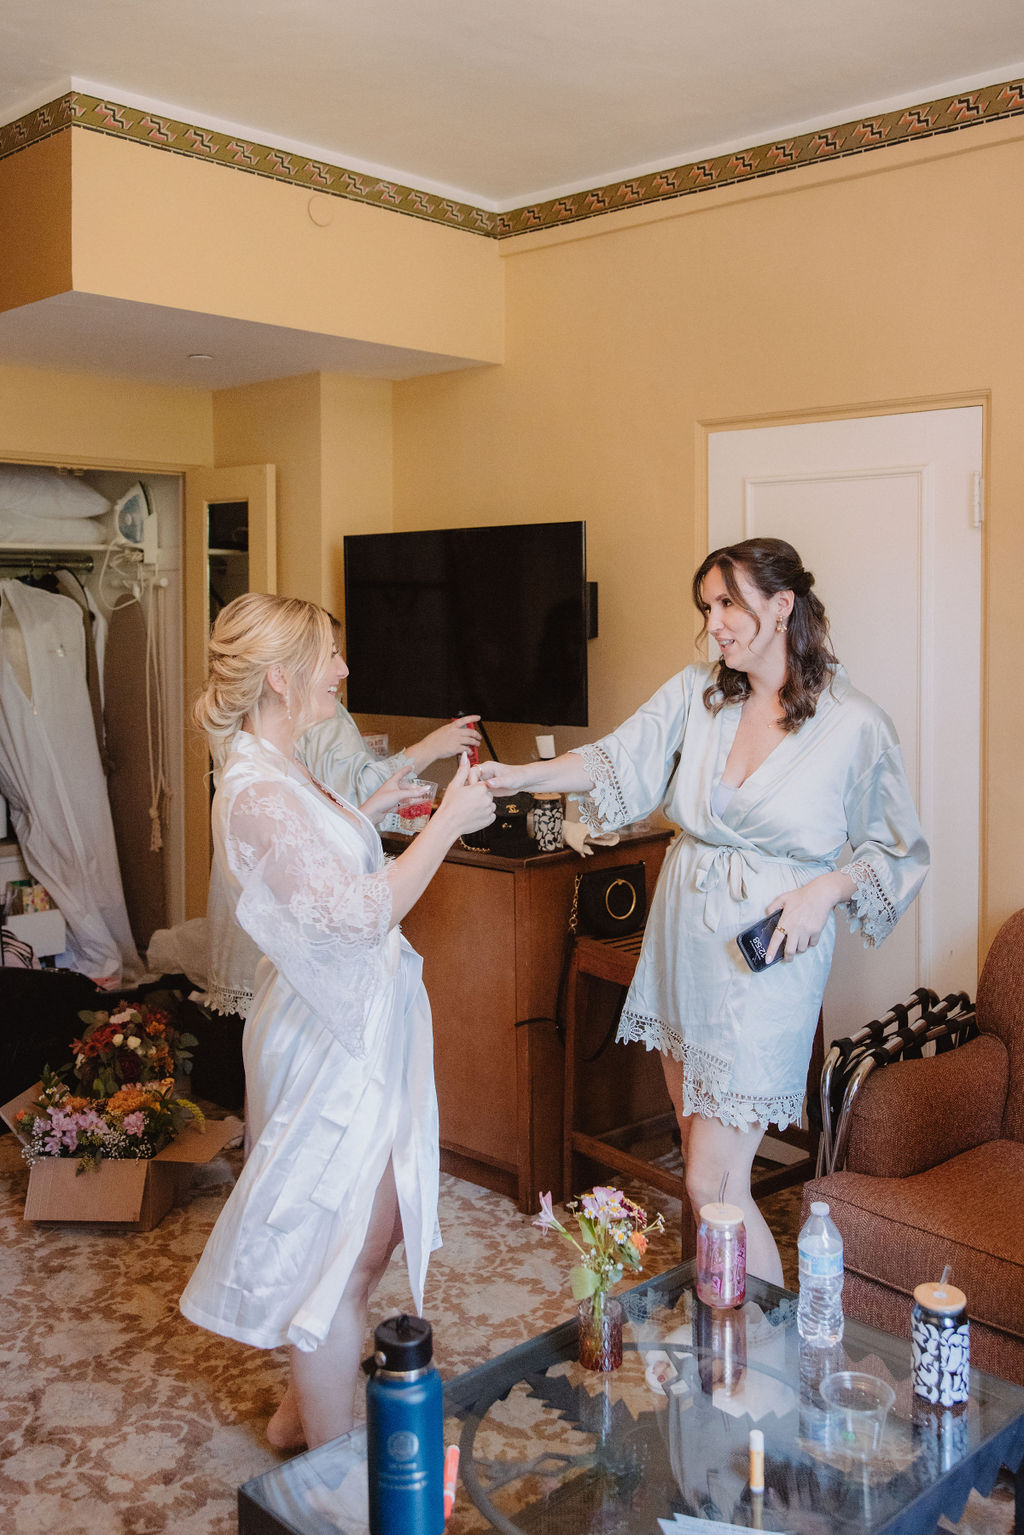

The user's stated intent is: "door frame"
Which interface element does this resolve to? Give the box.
[695,388,990,966]
[184,464,277,917]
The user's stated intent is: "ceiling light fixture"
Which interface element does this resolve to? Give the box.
[188,352,214,362]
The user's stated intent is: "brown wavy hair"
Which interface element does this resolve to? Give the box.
[692,538,837,731]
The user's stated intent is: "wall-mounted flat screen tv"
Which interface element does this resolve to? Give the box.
[343,520,589,726]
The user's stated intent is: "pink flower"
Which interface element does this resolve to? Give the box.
[581,1186,629,1224]
[533,1191,563,1232]
[122,1112,146,1136]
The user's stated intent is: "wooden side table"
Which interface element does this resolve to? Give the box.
[563,929,824,1256]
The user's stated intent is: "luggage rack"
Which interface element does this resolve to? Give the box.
[817,986,978,1175]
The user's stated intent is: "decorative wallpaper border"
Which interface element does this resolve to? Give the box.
[2,79,1022,241]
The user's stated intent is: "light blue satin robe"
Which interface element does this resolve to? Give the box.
[180,732,439,1353]
[573,664,929,1131]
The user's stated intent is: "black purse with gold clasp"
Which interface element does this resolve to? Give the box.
[460,792,536,856]
[570,863,647,938]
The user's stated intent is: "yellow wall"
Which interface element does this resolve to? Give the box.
[0,135,72,312]
[67,130,504,364]
[391,118,1024,946]
[212,371,395,614]
[0,361,212,468]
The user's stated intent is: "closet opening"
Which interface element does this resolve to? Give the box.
[0,461,185,984]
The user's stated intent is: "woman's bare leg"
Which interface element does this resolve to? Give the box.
[660,1053,694,1161]
[269,1159,405,1452]
[684,1115,782,1284]
[660,1051,782,1284]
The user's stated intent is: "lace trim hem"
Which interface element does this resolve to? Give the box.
[570,743,629,832]
[617,1010,804,1132]
[840,859,897,948]
[197,984,252,1019]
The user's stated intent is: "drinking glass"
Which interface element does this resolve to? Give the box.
[398,780,437,834]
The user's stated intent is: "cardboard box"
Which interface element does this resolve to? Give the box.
[4,909,66,957]
[0,1084,242,1231]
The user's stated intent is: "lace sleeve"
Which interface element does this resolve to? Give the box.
[839,743,929,949]
[568,673,692,832]
[223,779,393,1057]
[570,744,631,833]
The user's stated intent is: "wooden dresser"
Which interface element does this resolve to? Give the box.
[385,827,671,1212]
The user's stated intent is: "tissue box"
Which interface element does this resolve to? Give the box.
[0,1084,242,1231]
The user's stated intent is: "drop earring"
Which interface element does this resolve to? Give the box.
[284,686,292,721]
[776,616,787,634]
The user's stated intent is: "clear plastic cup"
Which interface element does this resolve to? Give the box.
[820,1370,895,1460]
[398,779,437,834]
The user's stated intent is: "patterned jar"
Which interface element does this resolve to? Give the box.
[911,1280,970,1407]
[531,793,564,852]
[696,1201,746,1309]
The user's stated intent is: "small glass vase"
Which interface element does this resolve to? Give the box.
[577,1294,624,1371]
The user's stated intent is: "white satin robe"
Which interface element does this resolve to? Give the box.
[0,580,140,983]
[573,663,929,1131]
[149,703,409,1017]
[179,731,440,1353]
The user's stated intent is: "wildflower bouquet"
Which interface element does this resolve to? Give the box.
[534,1186,665,1321]
[15,1066,204,1172]
[70,1001,196,1098]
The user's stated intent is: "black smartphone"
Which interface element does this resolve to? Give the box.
[736,910,785,972]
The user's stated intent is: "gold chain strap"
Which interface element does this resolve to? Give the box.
[569,872,582,935]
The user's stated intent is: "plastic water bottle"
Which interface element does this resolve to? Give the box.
[797,1200,845,1345]
[366,1314,444,1535]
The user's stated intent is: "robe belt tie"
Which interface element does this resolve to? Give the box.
[694,845,762,932]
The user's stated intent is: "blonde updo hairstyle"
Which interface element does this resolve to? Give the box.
[194,592,335,767]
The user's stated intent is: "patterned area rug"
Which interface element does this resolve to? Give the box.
[0,1134,1012,1533]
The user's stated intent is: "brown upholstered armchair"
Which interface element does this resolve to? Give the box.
[801,907,1024,1385]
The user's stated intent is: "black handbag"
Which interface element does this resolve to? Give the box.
[460,792,536,856]
[569,862,646,938]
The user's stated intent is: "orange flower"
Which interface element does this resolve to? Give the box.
[629,1231,648,1257]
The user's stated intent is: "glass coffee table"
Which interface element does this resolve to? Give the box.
[239,1262,1024,1534]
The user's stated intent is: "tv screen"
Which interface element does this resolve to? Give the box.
[343,521,589,726]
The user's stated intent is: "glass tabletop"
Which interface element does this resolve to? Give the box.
[239,1262,1024,1535]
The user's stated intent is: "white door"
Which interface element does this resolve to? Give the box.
[708,408,983,1044]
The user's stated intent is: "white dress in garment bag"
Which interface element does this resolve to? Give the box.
[180,731,440,1353]
[0,580,140,983]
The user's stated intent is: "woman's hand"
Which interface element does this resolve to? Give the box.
[764,870,857,963]
[477,760,528,793]
[413,715,482,767]
[431,754,495,837]
[360,767,427,826]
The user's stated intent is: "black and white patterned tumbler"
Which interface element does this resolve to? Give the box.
[911,1279,969,1407]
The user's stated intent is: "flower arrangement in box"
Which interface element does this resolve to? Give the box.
[14,1000,202,1173]
[70,1001,196,1098]
[16,1069,204,1171]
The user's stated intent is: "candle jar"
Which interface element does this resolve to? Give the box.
[696,1202,746,1309]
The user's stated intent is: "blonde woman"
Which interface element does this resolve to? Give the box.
[179,593,494,1450]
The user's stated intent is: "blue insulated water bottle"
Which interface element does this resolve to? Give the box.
[366,1314,444,1535]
